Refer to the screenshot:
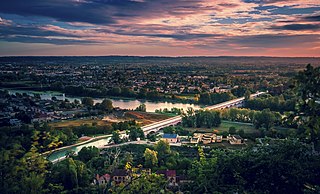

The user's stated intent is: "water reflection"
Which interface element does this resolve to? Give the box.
[7,89,201,112]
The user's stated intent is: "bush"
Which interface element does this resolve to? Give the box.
[229,127,236,134]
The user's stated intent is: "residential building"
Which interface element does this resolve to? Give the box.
[162,134,179,143]
[94,174,111,185]
[111,169,130,184]
[228,135,244,145]
[157,170,178,187]
[216,135,223,143]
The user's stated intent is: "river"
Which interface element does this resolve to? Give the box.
[6,89,201,112]
[5,89,200,162]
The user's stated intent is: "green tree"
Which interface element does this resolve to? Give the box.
[99,99,113,112]
[229,126,237,134]
[110,87,121,96]
[155,140,171,165]
[146,133,157,142]
[261,109,276,130]
[111,130,121,144]
[163,126,175,134]
[238,129,245,137]
[81,97,94,107]
[135,104,146,112]
[112,172,170,194]
[295,64,320,147]
[253,109,275,131]
[199,92,212,104]
[244,90,251,101]
[77,146,99,163]
[49,158,91,190]
[187,140,320,194]
[128,127,145,141]
[143,148,158,168]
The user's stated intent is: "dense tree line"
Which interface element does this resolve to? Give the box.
[111,120,137,131]
[71,124,113,137]
[58,85,166,101]
[219,108,283,129]
[135,103,146,112]
[155,107,183,115]
[182,108,221,128]
[245,94,296,112]
[199,92,236,105]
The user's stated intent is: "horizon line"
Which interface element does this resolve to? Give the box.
[1,55,320,58]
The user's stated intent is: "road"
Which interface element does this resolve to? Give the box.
[46,91,265,162]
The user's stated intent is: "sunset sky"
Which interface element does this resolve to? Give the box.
[0,0,319,56]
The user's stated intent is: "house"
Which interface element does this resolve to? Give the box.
[157,170,178,187]
[228,135,244,145]
[162,134,179,143]
[131,168,151,177]
[31,114,53,123]
[211,134,217,143]
[190,133,202,144]
[191,133,220,144]
[111,169,130,184]
[216,135,223,143]
[211,87,220,93]
[202,134,212,144]
[190,136,200,144]
[94,174,111,185]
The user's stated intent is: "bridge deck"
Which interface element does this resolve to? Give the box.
[142,92,265,133]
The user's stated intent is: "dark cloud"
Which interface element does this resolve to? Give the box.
[99,28,221,41]
[243,0,296,4]
[0,0,116,24]
[0,23,96,45]
[218,3,239,8]
[0,0,211,25]
[2,35,97,45]
[271,14,320,23]
[270,24,320,31]
[0,24,80,37]
[225,34,319,48]
[141,33,221,41]
[304,15,320,22]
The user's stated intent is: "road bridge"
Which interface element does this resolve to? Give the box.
[142,91,265,135]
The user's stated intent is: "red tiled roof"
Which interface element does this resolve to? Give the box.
[166,170,176,177]
[102,174,111,179]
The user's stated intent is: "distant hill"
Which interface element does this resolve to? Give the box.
[0,56,319,66]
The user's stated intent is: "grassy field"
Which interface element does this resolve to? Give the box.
[49,119,111,128]
[185,120,260,135]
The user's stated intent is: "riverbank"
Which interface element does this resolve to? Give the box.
[1,86,198,105]
[3,88,201,112]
